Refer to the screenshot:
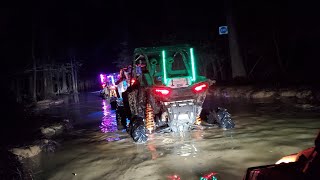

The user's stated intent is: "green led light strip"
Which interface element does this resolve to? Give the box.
[162,50,167,84]
[190,48,196,81]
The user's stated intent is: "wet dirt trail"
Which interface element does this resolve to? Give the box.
[26,92,320,180]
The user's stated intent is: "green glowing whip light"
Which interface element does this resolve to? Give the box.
[162,50,167,84]
[190,48,196,82]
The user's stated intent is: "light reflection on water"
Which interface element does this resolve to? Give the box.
[106,134,121,142]
[99,100,118,133]
[145,129,206,160]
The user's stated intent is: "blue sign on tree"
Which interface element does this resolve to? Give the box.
[219,26,228,35]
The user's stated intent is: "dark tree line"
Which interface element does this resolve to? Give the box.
[120,0,320,85]
[11,60,81,103]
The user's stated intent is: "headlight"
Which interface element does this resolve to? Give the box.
[275,153,299,164]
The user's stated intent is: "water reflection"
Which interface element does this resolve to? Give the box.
[171,132,200,157]
[147,134,159,160]
[167,174,181,180]
[145,129,206,161]
[106,134,121,142]
[99,100,118,133]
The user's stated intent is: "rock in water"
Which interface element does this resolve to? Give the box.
[10,145,41,159]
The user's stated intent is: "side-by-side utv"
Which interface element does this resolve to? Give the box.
[116,44,234,143]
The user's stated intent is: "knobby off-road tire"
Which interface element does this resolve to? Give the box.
[206,107,235,129]
[128,116,148,143]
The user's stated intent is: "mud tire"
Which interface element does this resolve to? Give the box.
[128,116,148,143]
[132,125,148,143]
[215,108,235,129]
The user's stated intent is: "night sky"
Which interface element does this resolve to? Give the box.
[1,0,319,80]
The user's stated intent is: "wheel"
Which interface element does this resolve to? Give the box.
[132,125,148,143]
[128,116,148,143]
[206,110,217,125]
[215,107,235,129]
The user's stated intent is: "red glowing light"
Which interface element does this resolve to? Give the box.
[156,89,170,95]
[201,172,218,180]
[192,82,209,93]
[167,175,181,180]
[153,87,171,96]
[131,79,136,85]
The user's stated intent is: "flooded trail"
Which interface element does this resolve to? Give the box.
[27,92,320,180]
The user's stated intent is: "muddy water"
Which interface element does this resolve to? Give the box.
[27,93,320,180]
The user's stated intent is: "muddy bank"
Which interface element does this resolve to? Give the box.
[0,96,74,179]
[210,85,320,102]
[0,149,33,179]
[34,99,65,111]
[0,117,73,179]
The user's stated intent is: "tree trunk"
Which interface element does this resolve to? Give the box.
[70,59,77,93]
[16,79,22,102]
[48,67,54,95]
[67,73,72,93]
[29,75,33,97]
[43,70,48,98]
[56,71,61,94]
[32,39,37,102]
[226,0,247,79]
[197,53,206,76]
[61,67,68,93]
[74,59,78,93]
[217,58,227,81]
[212,60,219,80]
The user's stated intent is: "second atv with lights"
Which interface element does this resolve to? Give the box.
[117,45,216,142]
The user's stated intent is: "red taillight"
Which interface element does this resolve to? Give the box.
[153,87,171,96]
[156,89,170,95]
[192,82,209,93]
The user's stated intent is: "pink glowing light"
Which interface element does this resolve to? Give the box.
[100,74,105,83]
